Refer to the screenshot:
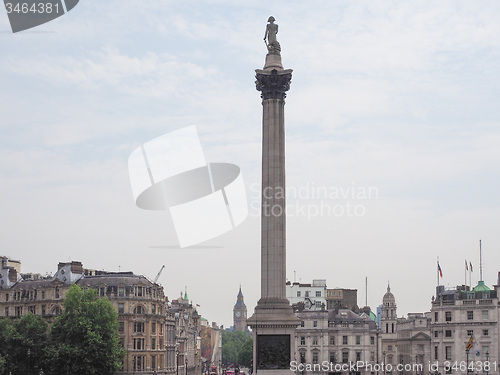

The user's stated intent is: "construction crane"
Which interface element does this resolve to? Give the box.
[153,265,165,284]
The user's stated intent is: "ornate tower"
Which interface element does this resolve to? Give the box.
[381,284,397,334]
[247,17,300,374]
[233,286,248,331]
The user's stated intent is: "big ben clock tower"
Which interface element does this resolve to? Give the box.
[233,286,247,331]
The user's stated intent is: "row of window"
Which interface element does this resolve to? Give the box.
[132,354,166,371]
[4,305,61,317]
[117,303,163,315]
[296,291,322,297]
[434,310,490,322]
[132,337,165,350]
[300,335,375,346]
[436,329,489,338]
[435,345,490,361]
[99,285,161,299]
[5,288,59,301]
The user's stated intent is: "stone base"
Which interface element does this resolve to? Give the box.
[263,53,283,71]
[247,298,300,373]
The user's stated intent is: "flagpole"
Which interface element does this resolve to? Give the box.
[479,239,483,282]
[437,257,439,286]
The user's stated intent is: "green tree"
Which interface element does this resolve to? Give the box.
[221,330,251,366]
[46,284,125,375]
[237,338,253,368]
[0,314,48,374]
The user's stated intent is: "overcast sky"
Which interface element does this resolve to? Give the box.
[1,0,500,328]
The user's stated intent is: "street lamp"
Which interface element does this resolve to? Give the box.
[185,356,188,375]
[383,351,386,375]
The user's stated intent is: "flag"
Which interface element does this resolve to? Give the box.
[470,261,473,272]
[465,260,468,271]
[466,336,474,351]
[438,263,443,278]
[196,304,200,307]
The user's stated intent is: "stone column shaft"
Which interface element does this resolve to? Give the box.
[261,98,286,300]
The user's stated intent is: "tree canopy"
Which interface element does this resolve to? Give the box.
[221,330,252,367]
[46,284,125,375]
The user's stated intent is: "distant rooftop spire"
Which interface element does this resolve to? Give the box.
[184,286,188,301]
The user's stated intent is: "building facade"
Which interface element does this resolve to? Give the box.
[430,278,499,375]
[0,257,203,375]
[287,280,327,310]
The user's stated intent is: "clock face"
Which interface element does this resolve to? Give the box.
[236,311,241,317]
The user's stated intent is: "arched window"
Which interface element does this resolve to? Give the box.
[52,306,62,315]
[134,305,145,314]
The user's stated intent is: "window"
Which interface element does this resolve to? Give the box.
[152,338,156,350]
[356,336,361,345]
[445,330,452,338]
[41,291,45,299]
[391,323,395,333]
[467,330,473,336]
[467,311,473,320]
[300,352,305,364]
[29,306,35,314]
[152,322,156,333]
[330,352,336,363]
[119,322,124,333]
[313,320,317,327]
[387,355,393,365]
[482,346,489,359]
[343,336,348,345]
[300,336,305,346]
[356,352,361,361]
[482,329,489,336]
[434,311,438,321]
[41,305,46,316]
[305,291,310,297]
[135,305,144,314]
[370,336,375,345]
[316,291,321,297]
[4,307,8,317]
[100,287,105,297]
[445,311,452,322]
[52,306,61,315]
[342,351,349,363]
[370,352,375,362]
[312,336,318,345]
[434,331,438,338]
[159,338,163,350]
[119,287,124,297]
[133,355,145,370]
[445,346,451,360]
[312,352,318,364]
[55,287,60,299]
[134,322,145,333]
[300,321,304,327]
[482,310,489,320]
[152,304,156,314]
[388,345,393,351]
[15,306,22,316]
[118,303,124,314]
[5,293,8,302]
[434,346,438,360]
[330,336,335,345]
[133,338,145,350]
[135,287,143,297]
[159,323,163,334]
[315,300,321,308]
[297,291,301,297]
[151,355,156,370]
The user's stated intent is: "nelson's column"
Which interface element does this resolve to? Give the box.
[247,17,300,374]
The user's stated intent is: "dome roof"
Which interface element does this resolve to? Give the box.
[383,285,395,303]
